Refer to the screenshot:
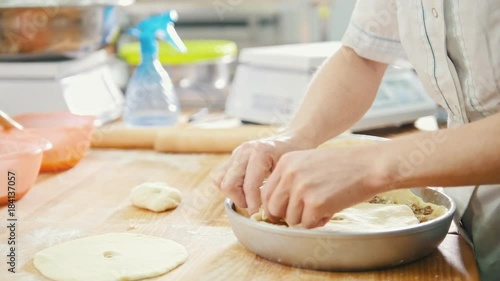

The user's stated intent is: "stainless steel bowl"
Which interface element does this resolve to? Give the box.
[166,56,235,88]
[126,56,235,109]
[167,57,235,109]
[226,188,456,271]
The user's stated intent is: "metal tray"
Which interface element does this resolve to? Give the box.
[225,187,456,271]
[0,1,133,8]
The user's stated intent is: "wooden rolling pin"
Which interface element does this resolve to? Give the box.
[92,124,278,153]
[91,126,160,149]
[154,126,278,153]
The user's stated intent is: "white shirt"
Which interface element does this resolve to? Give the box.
[342,1,500,280]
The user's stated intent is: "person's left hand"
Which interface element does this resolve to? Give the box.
[261,145,391,228]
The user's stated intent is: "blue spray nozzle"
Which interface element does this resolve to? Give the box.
[128,10,187,54]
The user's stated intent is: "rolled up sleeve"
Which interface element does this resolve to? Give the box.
[342,0,411,67]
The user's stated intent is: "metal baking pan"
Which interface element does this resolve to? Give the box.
[225,187,456,271]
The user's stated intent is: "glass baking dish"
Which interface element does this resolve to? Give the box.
[0,0,133,61]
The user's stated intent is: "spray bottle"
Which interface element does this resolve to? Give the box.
[124,10,187,126]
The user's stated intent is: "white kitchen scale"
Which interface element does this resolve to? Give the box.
[226,42,437,131]
[0,50,123,125]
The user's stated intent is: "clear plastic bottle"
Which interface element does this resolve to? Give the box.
[124,56,180,126]
[123,11,186,127]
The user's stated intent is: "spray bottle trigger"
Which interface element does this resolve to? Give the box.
[165,24,187,53]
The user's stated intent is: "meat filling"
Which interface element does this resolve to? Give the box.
[369,196,435,223]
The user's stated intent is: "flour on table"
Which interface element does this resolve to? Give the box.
[26,227,82,247]
[130,182,182,212]
[0,244,8,255]
[33,233,187,281]
[142,153,202,173]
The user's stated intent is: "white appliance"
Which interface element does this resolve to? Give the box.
[226,42,437,132]
[0,50,123,125]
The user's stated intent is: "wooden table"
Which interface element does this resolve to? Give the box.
[0,128,480,280]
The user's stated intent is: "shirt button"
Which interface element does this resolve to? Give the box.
[432,8,438,18]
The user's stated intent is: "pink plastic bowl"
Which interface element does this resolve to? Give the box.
[0,135,51,205]
[14,112,95,173]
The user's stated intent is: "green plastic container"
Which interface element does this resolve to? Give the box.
[119,39,238,65]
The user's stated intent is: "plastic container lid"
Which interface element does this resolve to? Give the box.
[119,40,238,65]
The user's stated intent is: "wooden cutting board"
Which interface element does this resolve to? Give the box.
[0,149,479,280]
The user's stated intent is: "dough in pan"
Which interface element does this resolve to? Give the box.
[246,189,447,232]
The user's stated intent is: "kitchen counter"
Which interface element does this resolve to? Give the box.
[0,127,480,280]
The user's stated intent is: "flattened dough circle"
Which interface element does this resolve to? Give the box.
[33,233,187,281]
[130,182,182,212]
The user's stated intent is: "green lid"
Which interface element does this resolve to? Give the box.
[119,40,238,65]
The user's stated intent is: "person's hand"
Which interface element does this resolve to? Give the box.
[212,133,314,214]
[261,145,391,228]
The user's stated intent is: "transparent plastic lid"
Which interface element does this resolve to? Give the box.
[0,0,134,8]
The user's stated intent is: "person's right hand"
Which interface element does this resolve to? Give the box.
[212,133,312,214]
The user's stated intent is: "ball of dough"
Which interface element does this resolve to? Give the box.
[130,182,182,212]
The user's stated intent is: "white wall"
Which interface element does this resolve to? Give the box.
[329,0,356,41]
